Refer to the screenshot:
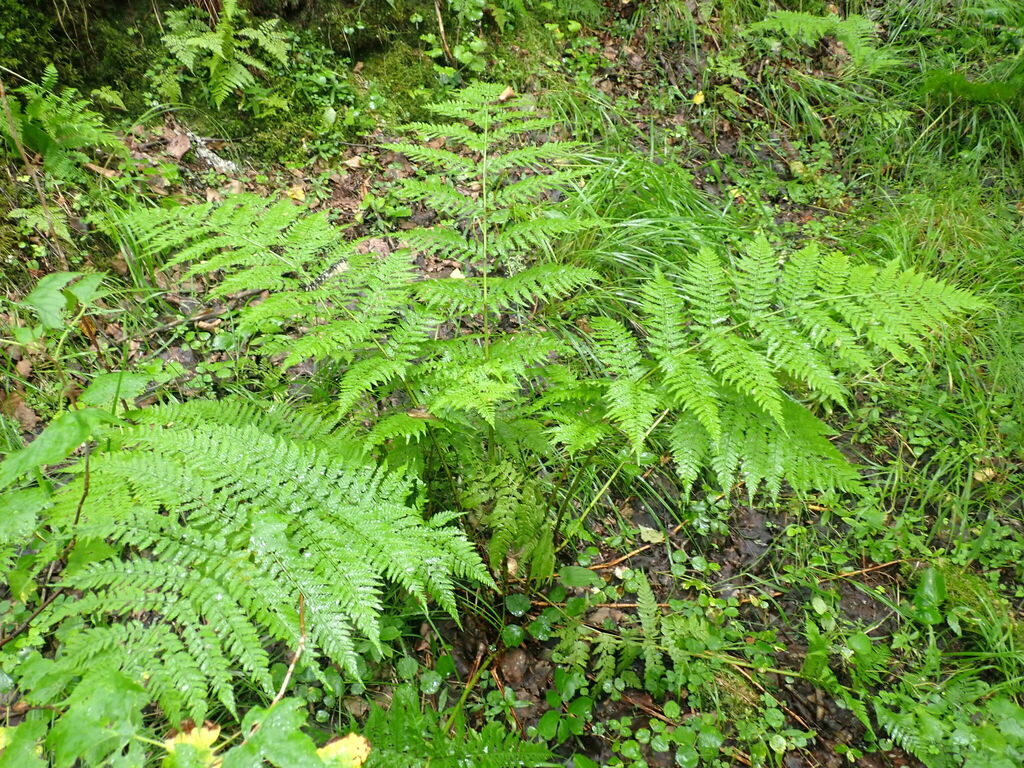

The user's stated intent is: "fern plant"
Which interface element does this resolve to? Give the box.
[162,0,289,108]
[749,11,896,73]
[875,681,1024,767]
[109,84,601,578]
[110,83,981,562]
[3,398,489,735]
[0,64,126,180]
[571,234,982,499]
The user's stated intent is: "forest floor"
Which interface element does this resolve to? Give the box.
[2,2,1024,768]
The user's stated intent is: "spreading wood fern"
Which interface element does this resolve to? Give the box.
[10,399,489,725]
[577,235,982,497]
[162,0,289,108]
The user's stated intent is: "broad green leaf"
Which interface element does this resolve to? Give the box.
[79,371,153,408]
[47,670,146,768]
[913,566,947,625]
[0,487,47,544]
[0,408,116,490]
[0,718,47,768]
[20,272,79,330]
[64,272,106,305]
[557,565,604,589]
[504,593,531,617]
[221,699,323,768]
[64,537,118,579]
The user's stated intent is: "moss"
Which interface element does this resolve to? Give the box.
[76,18,157,114]
[300,0,434,60]
[358,42,439,125]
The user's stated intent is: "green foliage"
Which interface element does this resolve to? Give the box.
[748,11,895,73]
[2,398,489,744]
[111,83,601,578]
[161,0,289,108]
[585,235,981,497]
[875,683,1024,768]
[113,84,981,511]
[0,65,125,180]
[549,574,812,764]
[361,684,554,767]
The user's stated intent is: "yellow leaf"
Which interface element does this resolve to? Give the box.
[163,724,221,766]
[638,525,664,544]
[973,467,999,483]
[318,733,372,767]
[692,90,705,105]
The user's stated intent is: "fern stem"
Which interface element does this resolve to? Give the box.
[443,649,497,733]
[551,447,599,541]
[480,108,491,355]
[557,409,671,552]
[269,593,306,708]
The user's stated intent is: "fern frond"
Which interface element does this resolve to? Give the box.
[492,168,584,207]
[589,316,644,377]
[668,414,712,490]
[387,142,476,172]
[398,121,483,149]
[489,263,598,309]
[398,178,483,219]
[401,226,480,262]
[733,232,779,317]
[636,575,665,691]
[605,378,660,454]
[488,143,585,172]
[703,330,783,424]
[20,402,490,726]
[681,246,731,328]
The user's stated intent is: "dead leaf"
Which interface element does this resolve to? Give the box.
[79,315,98,345]
[343,155,363,169]
[286,184,306,202]
[84,162,119,179]
[355,237,391,256]
[1,391,38,432]
[165,130,191,161]
[110,256,129,276]
[15,359,31,378]
[342,698,369,718]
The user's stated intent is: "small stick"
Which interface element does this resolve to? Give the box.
[270,593,306,708]
[433,0,455,66]
[489,667,524,736]
[820,559,904,582]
